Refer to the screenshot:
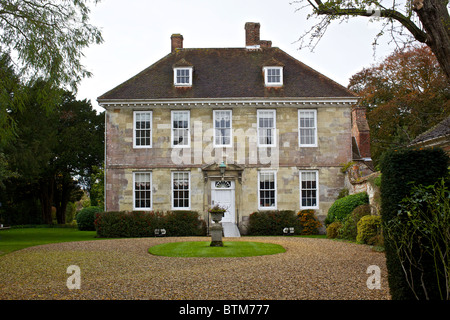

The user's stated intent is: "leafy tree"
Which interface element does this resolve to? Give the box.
[293,0,450,80]
[3,83,104,224]
[0,0,103,145]
[348,44,450,164]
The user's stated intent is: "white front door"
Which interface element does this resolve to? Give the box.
[211,181,235,223]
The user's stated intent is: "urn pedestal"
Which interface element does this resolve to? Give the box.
[210,211,224,247]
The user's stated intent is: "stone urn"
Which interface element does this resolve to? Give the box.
[209,206,225,247]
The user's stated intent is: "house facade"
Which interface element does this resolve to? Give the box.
[98,23,362,234]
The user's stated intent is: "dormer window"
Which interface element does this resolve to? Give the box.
[174,67,192,86]
[173,58,193,87]
[263,66,283,87]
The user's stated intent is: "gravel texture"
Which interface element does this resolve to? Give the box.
[0,237,390,300]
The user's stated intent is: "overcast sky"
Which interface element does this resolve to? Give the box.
[77,0,396,112]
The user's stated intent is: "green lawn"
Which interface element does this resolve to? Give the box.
[148,241,286,257]
[0,227,98,256]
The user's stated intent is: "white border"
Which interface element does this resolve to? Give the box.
[173,67,193,87]
[263,66,283,87]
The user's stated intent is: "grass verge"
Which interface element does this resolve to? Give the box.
[0,227,98,256]
[148,241,286,257]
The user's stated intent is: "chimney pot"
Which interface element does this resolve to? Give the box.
[260,40,272,48]
[171,34,183,53]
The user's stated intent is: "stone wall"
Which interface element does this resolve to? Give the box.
[344,162,381,215]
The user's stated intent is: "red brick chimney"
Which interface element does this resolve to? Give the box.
[245,22,271,48]
[352,106,371,159]
[245,22,260,47]
[171,34,183,53]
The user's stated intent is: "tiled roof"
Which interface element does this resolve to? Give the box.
[411,115,450,144]
[98,47,356,101]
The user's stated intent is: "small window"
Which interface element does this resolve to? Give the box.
[214,110,232,147]
[257,110,276,146]
[300,170,319,209]
[133,172,152,210]
[264,67,283,87]
[133,111,152,148]
[174,67,193,86]
[258,171,277,210]
[299,110,317,147]
[172,171,190,209]
[171,110,190,147]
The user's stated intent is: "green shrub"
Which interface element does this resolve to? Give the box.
[95,211,164,238]
[326,221,342,239]
[325,192,369,226]
[247,210,301,236]
[339,204,371,241]
[356,215,382,245]
[76,206,102,231]
[380,148,449,300]
[164,211,206,237]
[94,210,206,238]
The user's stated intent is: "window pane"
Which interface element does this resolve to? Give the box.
[176,69,190,84]
[134,172,151,209]
[259,172,276,208]
[300,171,317,208]
[258,111,275,145]
[135,112,152,147]
[172,111,190,146]
[299,111,317,146]
[214,111,232,146]
[173,172,190,208]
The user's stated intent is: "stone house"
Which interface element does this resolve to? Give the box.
[97,22,365,235]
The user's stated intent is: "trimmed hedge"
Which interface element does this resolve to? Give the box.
[76,206,103,231]
[247,209,322,236]
[247,210,301,236]
[94,210,206,238]
[380,148,449,300]
[325,192,369,226]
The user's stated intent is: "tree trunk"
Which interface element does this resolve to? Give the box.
[55,174,73,224]
[40,178,54,225]
[414,0,450,80]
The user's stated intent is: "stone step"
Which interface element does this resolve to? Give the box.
[222,222,241,237]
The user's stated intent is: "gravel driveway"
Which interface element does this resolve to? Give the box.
[0,237,390,300]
